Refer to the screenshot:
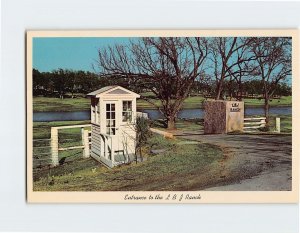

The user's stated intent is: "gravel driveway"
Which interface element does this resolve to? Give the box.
[174,131,292,191]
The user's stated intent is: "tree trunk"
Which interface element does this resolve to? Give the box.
[264,97,270,130]
[140,147,143,162]
[216,84,222,100]
[167,116,176,130]
[71,84,75,98]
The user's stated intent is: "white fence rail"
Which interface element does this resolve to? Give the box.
[243,117,281,133]
[51,124,92,166]
[243,117,266,131]
[136,112,149,119]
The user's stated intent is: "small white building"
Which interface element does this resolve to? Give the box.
[87,86,140,168]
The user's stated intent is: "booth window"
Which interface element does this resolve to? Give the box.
[91,98,99,124]
[106,103,116,135]
[96,105,100,124]
[122,101,132,122]
[92,106,96,123]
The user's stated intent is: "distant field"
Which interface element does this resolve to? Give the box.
[33,95,292,112]
[243,96,291,107]
[33,97,90,112]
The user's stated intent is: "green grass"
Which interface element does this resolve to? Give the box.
[151,118,203,131]
[243,96,291,107]
[33,95,292,112]
[32,119,225,191]
[33,97,90,112]
[33,135,224,191]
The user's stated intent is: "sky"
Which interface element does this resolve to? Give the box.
[32,37,291,86]
[33,37,130,72]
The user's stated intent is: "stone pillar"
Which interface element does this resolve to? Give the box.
[276,117,281,133]
[83,130,90,158]
[50,127,59,166]
[204,100,244,134]
[204,100,227,134]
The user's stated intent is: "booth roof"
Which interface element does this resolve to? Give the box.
[87,85,140,98]
[87,86,118,96]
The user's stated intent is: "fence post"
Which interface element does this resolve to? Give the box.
[83,130,90,158]
[81,127,84,145]
[276,117,281,133]
[50,127,59,166]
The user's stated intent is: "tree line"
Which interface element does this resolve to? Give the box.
[33,36,292,129]
[33,68,146,98]
[33,68,291,99]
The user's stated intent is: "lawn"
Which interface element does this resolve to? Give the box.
[33,119,226,191]
[243,96,291,107]
[151,118,204,131]
[33,95,292,112]
[33,97,91,112]
[33,142,225,191]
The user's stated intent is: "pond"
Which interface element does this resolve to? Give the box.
[33,106,292,122]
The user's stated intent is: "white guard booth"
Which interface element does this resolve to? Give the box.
[87,86,140,168]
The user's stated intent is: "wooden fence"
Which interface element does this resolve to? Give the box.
[33,138,52,169]
[136,112,149,119]
[243,117,280,132]
[50,124,92,166]
[243,117,266,131]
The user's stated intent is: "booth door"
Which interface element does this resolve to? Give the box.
[119,100,135,156]
[105,100,135,161]
[105,101,120,158]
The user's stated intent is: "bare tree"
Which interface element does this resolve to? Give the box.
[227,38,258,100]
[96,37,209,129]
[209,37,256,100]
[251,37,292,128]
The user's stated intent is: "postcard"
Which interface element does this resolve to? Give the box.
[27,30,299,203]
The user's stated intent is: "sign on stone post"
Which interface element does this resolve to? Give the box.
[204,100,244,134]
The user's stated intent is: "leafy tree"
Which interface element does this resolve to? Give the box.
[51,69,70,99]
[273,82,291,96]
[66,70,77,98]
[32,69,42,95]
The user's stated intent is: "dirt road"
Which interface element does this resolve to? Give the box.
[175,132,292,191]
